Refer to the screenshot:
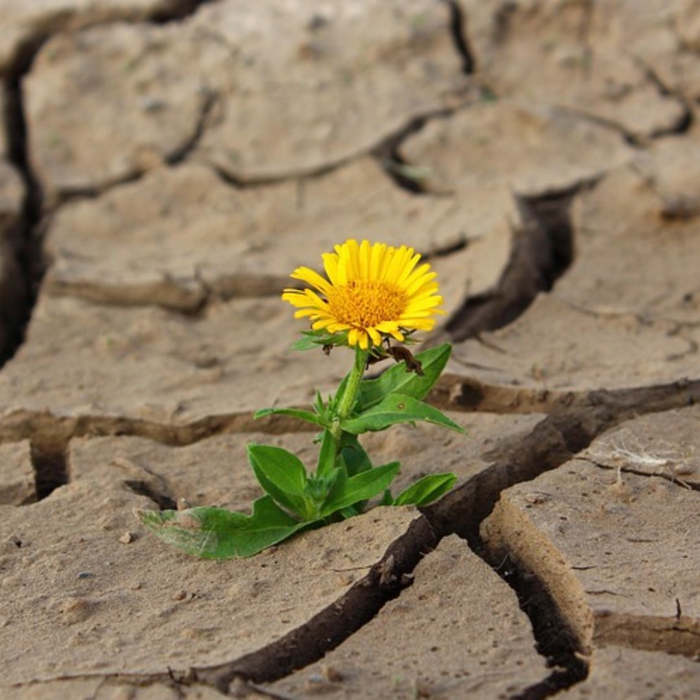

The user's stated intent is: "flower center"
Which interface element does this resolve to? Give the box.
[327,280,407,328]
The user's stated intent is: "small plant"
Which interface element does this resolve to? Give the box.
[138,239,464,558]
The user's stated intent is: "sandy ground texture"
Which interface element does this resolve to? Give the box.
[0,0,699,698]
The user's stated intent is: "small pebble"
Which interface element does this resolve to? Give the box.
[119,531,134,544]
[77,572,94,579]
[172,590,187,601]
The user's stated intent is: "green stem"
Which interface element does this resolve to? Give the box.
[337,346,369,419]
[330,346,369,441]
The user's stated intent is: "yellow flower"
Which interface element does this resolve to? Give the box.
[282,239,444,350]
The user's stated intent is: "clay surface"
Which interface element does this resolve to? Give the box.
[580,405,700,489]
[0,482,418,685]
[481,458,699,655]
[66,411,542,512]
[0,294,349,428]
[461,0,686,139]
[0,1,197,74]
[44,160,516,313]
[0,0,699,697]
[0,440,34,504]
[446,162,700,390]
[24,0,471,196]
[399,100,634,196]
[266,536,547,699]
[559,646,700,700]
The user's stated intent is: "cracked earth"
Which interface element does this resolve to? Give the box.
[0,0,699,698]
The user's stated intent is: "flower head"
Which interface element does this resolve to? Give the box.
[282,239,444,349]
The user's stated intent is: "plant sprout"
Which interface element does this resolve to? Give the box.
[138,239,464,558]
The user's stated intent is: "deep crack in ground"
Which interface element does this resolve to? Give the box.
[1,1,699,697]
[443,185,577,342]
[0,0,222,365]
[22,379,695,695]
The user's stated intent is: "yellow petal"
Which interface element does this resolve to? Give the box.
[405,295,443,311]
[345,239,360,280]
[367,326,382,346]
[377,244,395,280]
[400,310,440,320]
[357,330,369,349]
[359,239,371,279]
[294,308,322,319]
[402,263,431,289]
[410,282,440,300]
[336,250,348,285]
[399,318,436,330]
[282,291,312,307]
[322,253,340,285]
[327,322,351,333]
[348,328,359,346]
[336,238,359,284]
[375,320,399,333]
[406,271,437,297]
[303,288,329,309]
[395,251,422,286]
[388,246,413,284]
[290,266,331,294]
[369,242,386,280]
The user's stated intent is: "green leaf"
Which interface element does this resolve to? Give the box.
[321,461,400,517]
[393,473,457,506]
[291,334,319,351]
[316,428,337,477]
[136,496,312,558]
[338,433,373,476]
[356,344,451,411]
[338,504,362,519]
[291,329,349,351]
[341,393,465,434]
[254,407,323,427]
[247,444,312,519]
[313,391,326,418]
[380,488,394,506]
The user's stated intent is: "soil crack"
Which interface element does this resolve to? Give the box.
[9,377,700,692]
[635,59,694,140]
[2,379,700,470]
[372,111,455,195]
[0,0,223,366]
[419,378,700,696]
[1,50,46,367]
[14,515,439,695]
[553,63,693,147]
[441,184,578,342]
[57,86,219,204]
[443,0,476,74]
[123,479,178,510]
[30,436,68,500]
[490,554,588,700]
[165,88,217,166]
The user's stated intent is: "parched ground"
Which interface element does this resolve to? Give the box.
[0,1,699,698]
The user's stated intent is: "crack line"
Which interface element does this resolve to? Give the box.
[8,375,700,692]
[436,184,580,344]
[0,0,223,367]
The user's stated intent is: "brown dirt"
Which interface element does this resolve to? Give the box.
[0,1,699,698]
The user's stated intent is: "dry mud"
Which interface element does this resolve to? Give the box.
[0,1,699,698]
